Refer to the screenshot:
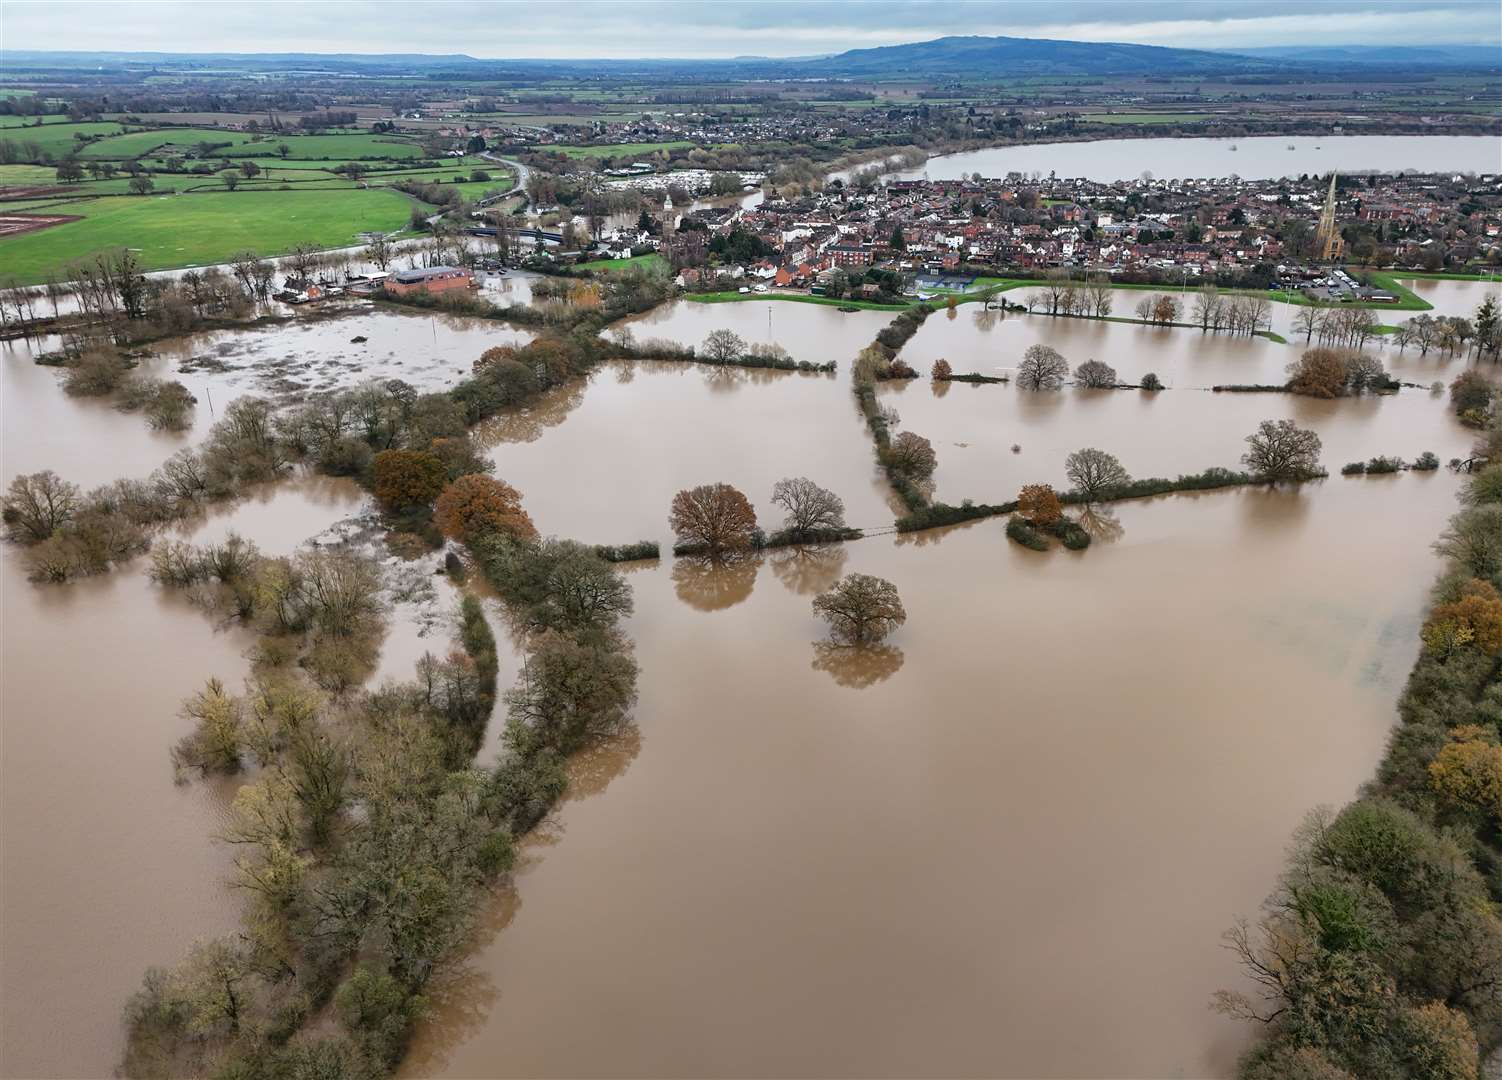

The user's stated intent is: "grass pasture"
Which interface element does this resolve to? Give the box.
[0,121,125,157]
[0,187,415,284]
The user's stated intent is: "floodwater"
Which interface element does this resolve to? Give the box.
[403,475,1455,1079]
[0,260,1485,1076]
[897,134,1502,182]
[888,308,1476,504]
[1396,275,1502,321]
[1,307,532,488]
[481,359,897,543]
[0,478,369,1079]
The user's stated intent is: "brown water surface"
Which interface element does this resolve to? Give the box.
[404,476,1455,1079]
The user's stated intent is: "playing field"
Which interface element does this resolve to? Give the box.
[0,187,416,284]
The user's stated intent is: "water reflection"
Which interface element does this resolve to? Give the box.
[1076,506,1125,545]
[671,553,759,612]
[566,723,643,801]
[472,381,588,446]
[809,640,906,689]
[768,544,849,596]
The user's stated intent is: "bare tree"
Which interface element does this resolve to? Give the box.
[2,470,81,542]
[1065,448,1130,501]
[771,477,847,539]
[700,329,746,364]
[1016,344,1069,390]
[1073,359,1118,388]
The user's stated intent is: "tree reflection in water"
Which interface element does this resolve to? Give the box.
[470,380,588,447]
[769,543,848,596]
[1076,505,1125,544]
[810,640,905,689]
[671,552,760,612]
[930,378,952,399]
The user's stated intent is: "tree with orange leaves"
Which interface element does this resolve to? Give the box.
[435,475,537,544]
[372,449,446,510]
[1423,578,1502,658]
[1017,483,1062,526]
[669,483,758,553]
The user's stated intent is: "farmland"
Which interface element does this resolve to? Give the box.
[0,187,415,282]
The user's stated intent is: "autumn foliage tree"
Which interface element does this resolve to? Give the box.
[1017,483,1062,526]
[372,449,447,510]
[1428,726,1502,824]
[881,432,937,481]
[1286,348,1351,399]
[931,359,952,381]
[668,483,758,554]
[812,573,907,645]
[435,475,537,544]
[1422,579,1502,658]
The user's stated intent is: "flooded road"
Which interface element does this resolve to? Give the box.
[403,475,1455,1079]
[899,134,1502,181]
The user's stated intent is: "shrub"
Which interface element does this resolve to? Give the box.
[1342,461,1367,476]
[1413,452,1440,472]
[1366,456,1403,474]
[1450,370,1493,419]
[592,540,660,562]
[1005,516,1049,550]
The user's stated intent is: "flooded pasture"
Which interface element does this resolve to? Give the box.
[403,476,1455,1079]
[900,134,1502,182]
[618,295,895,367]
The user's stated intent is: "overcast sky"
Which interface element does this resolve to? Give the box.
[7,0,1501,58]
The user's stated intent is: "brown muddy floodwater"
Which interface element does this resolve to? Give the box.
[0,476,370,1078]
[889,306,1480,505]
[0,289,1482,1078]
[403,475,1457,1079]
[1397,275,1502,321]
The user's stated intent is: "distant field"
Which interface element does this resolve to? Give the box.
[576,253,666,272]
[554,141,695,159]
[220,132,424,160]
[0,187,415,284]
[0,121,125,156]
[1087,113,1213,125]
[81,127,261,158]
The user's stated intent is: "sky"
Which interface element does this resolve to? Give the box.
[5,0,1501,59]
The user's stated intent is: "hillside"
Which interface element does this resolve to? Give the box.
[796,34,1281,76]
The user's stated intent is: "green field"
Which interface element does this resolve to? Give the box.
[0,121,125,156]
[81,127,260,158]
[576,252,666,273]
[0,188,415,284]
[553,141,695,158]
[220,133,424,160]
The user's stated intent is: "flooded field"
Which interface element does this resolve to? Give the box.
[0,479,372,1078]
[899,134,1502,182]
[1,306,532,487]
[402,475,1455,1079]
[0,226,1489,1076]
[481,358,896,543]
[1397,274,1502,320]
[619,296,894,366]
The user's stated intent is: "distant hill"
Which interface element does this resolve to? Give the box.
[1224,44,1501,67]
[794,35,1280,77]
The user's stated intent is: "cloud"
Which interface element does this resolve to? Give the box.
[6,0,1499,57]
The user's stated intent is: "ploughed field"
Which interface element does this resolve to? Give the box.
[0,273,1485,1077]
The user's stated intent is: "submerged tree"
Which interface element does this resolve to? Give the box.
[1017,483,1063,526]
[812,573,907,645]
[1015,344,1069,390]
[1242,420,1323,481]
[1073,359,1118,389]
[2,470,80,543]
[435,475,536,544]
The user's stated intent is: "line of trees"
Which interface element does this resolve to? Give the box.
[1220,415,1502,1079]
[1390,298,1501,361]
